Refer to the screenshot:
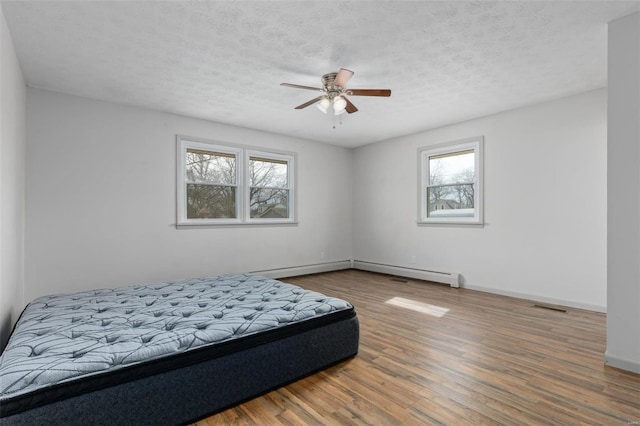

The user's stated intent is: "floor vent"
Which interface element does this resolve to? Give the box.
[534,304,567,313]
[389,277,409,283]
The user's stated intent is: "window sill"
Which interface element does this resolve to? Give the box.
[417,220,484,227]
[176,221,299,229]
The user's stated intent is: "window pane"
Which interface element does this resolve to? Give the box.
[250,188,289,218]
[250,157,288,188]
[427,184,474,217]
[186,149,236,185]
[429,150,474,185]
[187,184,236,219]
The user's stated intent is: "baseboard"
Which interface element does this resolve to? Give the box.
[604,351,640,374]
[251,260,352,280]
[463,283,607,313]
[352,260,460,287]
[254,261,606,314]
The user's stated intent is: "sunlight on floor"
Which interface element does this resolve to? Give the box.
[385,296,450,317]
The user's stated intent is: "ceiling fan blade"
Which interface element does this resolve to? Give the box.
[344,97,358,114]
[281,83,322,91]
[348,89,391,97]
[334,68,354,87]
[295,96,325,109]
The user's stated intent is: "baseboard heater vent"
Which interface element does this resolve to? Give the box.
[533,304,567,313]
[253,260,460,288]
[353,260,460,288]
[252,260,351,280]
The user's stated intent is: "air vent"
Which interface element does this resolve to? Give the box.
[533,304,567,313]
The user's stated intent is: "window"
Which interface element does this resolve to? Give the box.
[184,145,241,221]
[419,136,483,225]
[177,137,295,225]
[248,153,291,220]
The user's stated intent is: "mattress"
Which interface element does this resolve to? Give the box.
[0,273,359,424]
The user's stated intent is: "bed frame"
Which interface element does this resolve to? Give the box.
[0,274,359,425]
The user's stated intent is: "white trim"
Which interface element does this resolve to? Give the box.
[352,260,460,287]
[176,136,297,226]
[418,136,484,225]
[251,260,351,279]
[463,283,607,313]
[251,261,607,314]
[604,351,640,374]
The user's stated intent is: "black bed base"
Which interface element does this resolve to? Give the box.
[0,314,359,425]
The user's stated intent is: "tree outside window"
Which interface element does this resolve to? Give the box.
[249,156,289,219]
[186,149,237,219]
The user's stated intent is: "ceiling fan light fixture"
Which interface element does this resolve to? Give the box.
[333,96,347,114]
[316,97,330,114]
[281,68,391,117]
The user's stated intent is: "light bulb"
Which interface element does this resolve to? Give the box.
[316,97,330,114]
[333,96,347,114]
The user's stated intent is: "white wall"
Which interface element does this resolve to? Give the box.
[0,7,26,350]
[23,87,609,314]
[353,89,607,311]
[25,88,353,302]
[606,12,640,374]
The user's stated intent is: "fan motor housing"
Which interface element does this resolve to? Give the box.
[322,72,343,95]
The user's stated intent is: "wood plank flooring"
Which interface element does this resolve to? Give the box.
[194,270,640,425]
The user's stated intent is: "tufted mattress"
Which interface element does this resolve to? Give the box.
[0,273,359,425]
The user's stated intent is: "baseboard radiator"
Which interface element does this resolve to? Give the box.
[352,260,460,288]
[251,260,352,280]
[253,260,460,288]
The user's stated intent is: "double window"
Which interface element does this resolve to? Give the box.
[177,137,295,225]
[419,136,483,225]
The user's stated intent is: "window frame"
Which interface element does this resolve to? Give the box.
[418,136,484,225]
[177,136,296,226]
[245,149,295,224]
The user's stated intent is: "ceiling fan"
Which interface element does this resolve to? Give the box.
[280,68,391,115]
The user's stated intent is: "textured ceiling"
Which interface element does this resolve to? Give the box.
[2,1,639,148]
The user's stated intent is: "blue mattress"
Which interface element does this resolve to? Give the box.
[0,273,358,422]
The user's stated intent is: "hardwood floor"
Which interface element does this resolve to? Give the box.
[194,270,640,425]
